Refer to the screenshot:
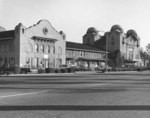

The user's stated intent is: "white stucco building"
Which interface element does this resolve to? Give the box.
[0,20,66,70]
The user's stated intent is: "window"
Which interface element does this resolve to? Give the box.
[22,29,24,33]
[10,57,15,65]
[45,45,48,53]
[46,45,50,53]
[43,27,48,35]
[35,44,39,52]
[26,58,30,64]
[26,58,30,68]
[53,46,55,54]
[41,45,44,53]
[48,45,50,53]
[129,48,133,60]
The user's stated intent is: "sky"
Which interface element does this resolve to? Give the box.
[0,0,150,50]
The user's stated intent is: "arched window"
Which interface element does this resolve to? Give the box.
[35,44,39,52]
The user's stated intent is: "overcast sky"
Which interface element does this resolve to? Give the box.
[0,0,150,50]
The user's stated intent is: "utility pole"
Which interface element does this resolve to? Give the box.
[105,33,108,72]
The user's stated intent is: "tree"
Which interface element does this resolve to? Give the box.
[141,44,150,67]
[140,47,148,67]
[140,47,144,58]
[146,43,150,56]
[140,47,147,59]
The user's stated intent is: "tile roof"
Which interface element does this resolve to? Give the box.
[66,41,105,52]
[0,30,15,39]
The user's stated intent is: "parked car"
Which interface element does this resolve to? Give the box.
[59,65,76,73]
[0,64,31,74]
[96,66,112,72]
[59,65,69,73]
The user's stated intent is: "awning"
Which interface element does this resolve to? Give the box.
[32,36,57,42]
[75,57,105,62]
[124,59,138,63]
[0,37,14,40]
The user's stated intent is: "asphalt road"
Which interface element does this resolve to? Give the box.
[0,71,150,118]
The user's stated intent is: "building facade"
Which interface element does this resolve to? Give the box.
[83,25,141,68]
[0,20,66,69]
[66,41,106,70]
[1,20,141,71]
[107,27,141,67]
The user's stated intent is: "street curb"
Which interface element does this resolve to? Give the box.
[0,70,142,77]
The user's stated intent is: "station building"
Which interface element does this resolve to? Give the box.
[83,25,142,68]
[1,20,141,71]
[66,41,106,70]
[0,20,66,69]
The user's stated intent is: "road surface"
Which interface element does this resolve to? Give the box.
[0,71,150,118]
